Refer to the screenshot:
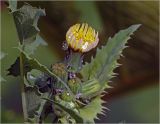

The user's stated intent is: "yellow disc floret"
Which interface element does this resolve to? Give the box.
[66,23,99,52]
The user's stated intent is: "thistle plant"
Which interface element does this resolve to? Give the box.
[6,1,141,123]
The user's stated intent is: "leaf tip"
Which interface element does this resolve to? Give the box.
[131,24,142,31]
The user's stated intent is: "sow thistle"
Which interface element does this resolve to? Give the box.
[7,2,141,124]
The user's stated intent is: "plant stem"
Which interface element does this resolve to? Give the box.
[65,49,83,72]
[11,6,28,121]
[20,50,28,122]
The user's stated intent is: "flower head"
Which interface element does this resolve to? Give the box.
[66,23,99,53]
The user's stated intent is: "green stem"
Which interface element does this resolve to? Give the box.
[67,51,83,73]
[20,50,28,122]
[11,4,28,121]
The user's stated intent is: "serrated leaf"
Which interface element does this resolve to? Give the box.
[81,24,141,90]
[11,3,46,55]
[81,79,101,98]
[43,98,84,123]
[7,50,74,98]
[25,87,50,123]
[79,96,104,123]
[23,34,48,55]
[13,4,45,43]
[21,51,73,96]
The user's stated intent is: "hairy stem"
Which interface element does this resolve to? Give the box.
[65,49,84,73]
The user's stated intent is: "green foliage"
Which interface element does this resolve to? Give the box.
[27,92,50,123]
[7,1,141,123]
[7,49,71,93]
[81,24,141,91]
[78,25,141,122]
[20,50,73,96]
[68,78,82,94]
[13,3,45,43]
[81,78,101,98]
[79,96,106,123]
[43,98,84,123]
[26,69,42,86]
[10,2,46,55]
[25,87,42,117]
[20,34,48,55]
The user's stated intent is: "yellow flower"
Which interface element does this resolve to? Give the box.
[66,23,99,53]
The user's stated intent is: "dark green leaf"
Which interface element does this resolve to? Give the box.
[23,34,48,55]
[11,3,47,55]
[26,87,51,123]
[26,69,43,86]
[25,87,41,118]
[81,24,141,91]
[7,57,20,76]
[13,4,45,43]
[43,98,84,123]
[7,50,74,98]
[79,96,106,123]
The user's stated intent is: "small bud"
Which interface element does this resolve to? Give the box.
[66,23,99,53]
[60,91,72,102]
[51,63,68,89]
[51,63,68,80]
[68,77,81,94]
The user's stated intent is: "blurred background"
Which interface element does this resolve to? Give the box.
[1,1,159,123]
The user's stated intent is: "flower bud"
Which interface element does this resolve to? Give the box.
[66,23,99,53]
[68,77,81,94]
[51,63,67,79]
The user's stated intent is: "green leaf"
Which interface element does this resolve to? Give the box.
[58,116,69,123]
[79,96,106,123]
[21,51,73,96]
[43,98,84,123]
[7,50,74,98]
[7,57,20,76]
[25,87,41,117]
[81,24,141,90]
[13,3,45,43]
[23,34,48,55]
[33,93,51,123]
[26,69,43,86]
[26,88,50,123]
[81,79,101,98]
[11,3,46,55]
